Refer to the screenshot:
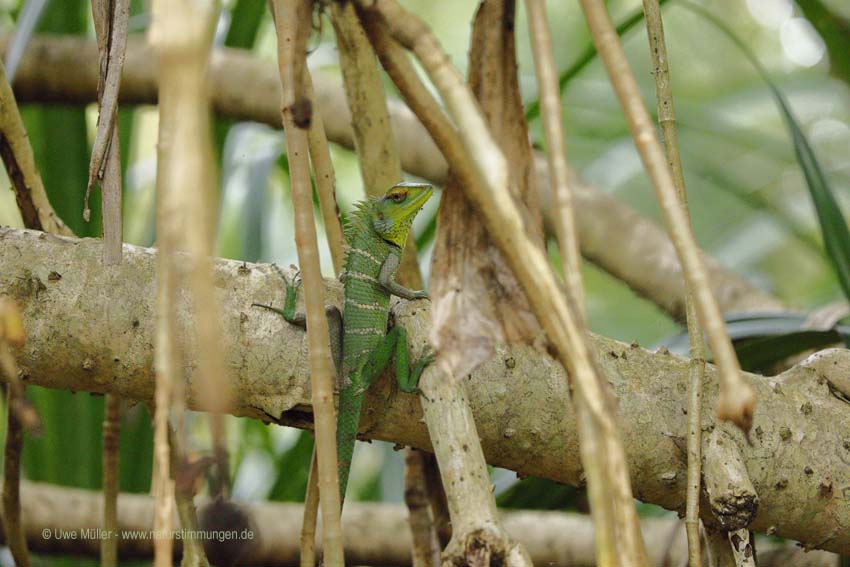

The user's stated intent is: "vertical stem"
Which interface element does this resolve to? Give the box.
[304,71,345,275]
[575,0,754,431]
[299,448,320,567]
[404,450,442,567]
[169,428,211,567]
[102,394,121,567]
[0,300,36,567]
[89,0,128,265]
[422,452,452,546]
[640,2,705,565]
[2,387,30,567]
[727,529,756,567]
[685,332,705,564]
[152,121,178,567]
[270,1,345,565]
[705,528,735,567]
[419,363,533,566]
[149,1,220,564]
[524,0,584,319]
[300,69,342,563]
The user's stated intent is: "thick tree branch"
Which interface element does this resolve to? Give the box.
[2,35,786,320]
[3,481,835,567]
[0,227,847,554]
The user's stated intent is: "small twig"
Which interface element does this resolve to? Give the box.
[727,529,756,567]
[0,299,32,567]
[0,299,41,433]
[92,2,129,562]
[270,1,344,565]
[101,394,121,567]
[165,0,230,499]
[299,448,320,567]
[421,452,451,547]
[303,70,345,275]
[300,67,344,562]
[404,450,442,567]
[170,428,213,567]
[525,0,584,319]
[3,387,30,567]
[0,58,71,236]
[684,328,706,562]
[300,72,341,565]
[262,10,340,565]
[574,0,755,432]
[640,1,706,564]
[151,169,178,567]
[87,0,129,264]
[89,0,130,186]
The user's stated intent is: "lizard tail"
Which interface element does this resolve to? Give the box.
[335,389,366,507]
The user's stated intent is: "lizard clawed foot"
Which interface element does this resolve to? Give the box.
[252,264,305,325]
[399,345,436,398]
[417,345,436,368]
[285,264,302,290]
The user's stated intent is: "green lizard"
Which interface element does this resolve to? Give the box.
[256,182,435,503]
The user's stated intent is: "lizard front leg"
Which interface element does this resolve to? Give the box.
[252,265,343,377]
[378,248,428,300]
[252,265,305,325]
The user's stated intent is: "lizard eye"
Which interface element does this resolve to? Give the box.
[390,191,407,203]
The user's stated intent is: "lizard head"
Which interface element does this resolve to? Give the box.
[371,182,433,247]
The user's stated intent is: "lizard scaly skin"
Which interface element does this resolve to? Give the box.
[258,182,434,505]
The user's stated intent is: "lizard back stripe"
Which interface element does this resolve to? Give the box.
[345,298,384,311]
[346,271,380,285]
[348,247,382,266]
[347,327,384,335]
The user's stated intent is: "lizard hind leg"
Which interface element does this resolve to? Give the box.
[356,326,434,395]
[394,326,434,395]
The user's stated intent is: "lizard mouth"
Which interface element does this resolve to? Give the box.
[399,183,433,212]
